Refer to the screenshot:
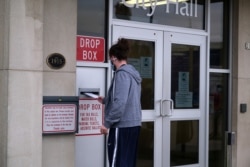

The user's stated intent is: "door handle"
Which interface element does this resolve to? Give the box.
[160,99,174,117]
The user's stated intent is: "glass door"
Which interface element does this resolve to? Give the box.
[162,32,207,167]
[112,26,207,167]
[113,25,164,167]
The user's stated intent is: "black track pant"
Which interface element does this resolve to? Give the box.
[107,126,141,167]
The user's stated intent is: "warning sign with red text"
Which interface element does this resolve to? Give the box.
[42,104,77,134]
[76,99,103,136]
[77,35,105,62]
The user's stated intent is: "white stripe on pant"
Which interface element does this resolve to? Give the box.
[111,128,119,167]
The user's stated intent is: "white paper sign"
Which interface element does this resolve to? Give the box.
[140,57,152,79]
[76,99,103,136]
[178,72,189,92]
[42,104,77,133]
[175,92,193,108]
[84,92,99,98]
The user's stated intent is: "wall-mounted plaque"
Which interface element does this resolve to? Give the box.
[46,53,66,69]
[42,96,79,135]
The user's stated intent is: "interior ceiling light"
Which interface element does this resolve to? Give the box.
[123,0,189,7]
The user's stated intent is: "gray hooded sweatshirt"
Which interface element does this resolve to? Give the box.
[104,64,142,128]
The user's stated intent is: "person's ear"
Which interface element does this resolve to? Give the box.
[111,56,117,61]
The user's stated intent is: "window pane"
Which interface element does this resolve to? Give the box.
[113,0,205,30]
[170,120,199,166]
[127,39,155,110]
[210,0,229,68]
[77,1,106,36]
[209,73,228,167]
[171,44,200,109]
[137,122,154,167]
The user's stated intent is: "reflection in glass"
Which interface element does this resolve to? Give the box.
[209,73,228,167]
[127,39,155,110]
[113,0,205,29]
[171,44,200,109]
[210,0,229,69]
[137,122,154,167]
[77,1,106,36]
[170,120,199,166]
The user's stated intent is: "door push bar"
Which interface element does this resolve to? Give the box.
[160,99,174,117]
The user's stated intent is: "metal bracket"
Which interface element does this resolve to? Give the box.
[226,131,236,145]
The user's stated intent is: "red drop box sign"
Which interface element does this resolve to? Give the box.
[77,35,105,62]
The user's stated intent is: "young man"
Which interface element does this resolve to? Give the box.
[98,38,142,167]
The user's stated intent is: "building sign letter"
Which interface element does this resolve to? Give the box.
[120,0,198,17]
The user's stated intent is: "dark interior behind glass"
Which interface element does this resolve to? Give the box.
[171,44,200,109]
[113,0,205,29]
[127,39,155,110]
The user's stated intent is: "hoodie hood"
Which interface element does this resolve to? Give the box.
[117,64,142,84]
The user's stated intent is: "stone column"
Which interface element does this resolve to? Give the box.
[42,0,77,167]
[0,0,43,167]
[232,0,250,167]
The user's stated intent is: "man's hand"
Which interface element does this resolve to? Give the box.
[100,125,108,134]
[98,96,104,104]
